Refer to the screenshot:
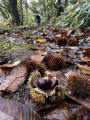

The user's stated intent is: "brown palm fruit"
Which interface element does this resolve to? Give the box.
[42,54,65,71]
[66,72,90,98]
[28,71,41,89]
[25,60,46,77]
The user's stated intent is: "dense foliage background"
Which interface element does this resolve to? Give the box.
[0,0,90,30]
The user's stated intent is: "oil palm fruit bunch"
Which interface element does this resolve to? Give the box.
[28,71,66,104]
[66,72,90,99]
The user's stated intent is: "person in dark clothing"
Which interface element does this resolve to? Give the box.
[35,14,41,27]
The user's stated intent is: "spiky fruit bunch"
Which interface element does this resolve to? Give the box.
[30,85,65,104]
[30,88,47,104]
[48,85,66,103]
[29,71,65,104]
[56,37,68,46]
[56,85,66,99]
[66,72,90,98]
[26,60,46,76]
[68,37,77,46]
[28,71,41,89]
[42,54,65,71]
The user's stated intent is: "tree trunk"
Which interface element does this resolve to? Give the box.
[65,0,68,7]
[57,0,64,17]
[9,0,21,26]
[57,0,61,16]
[25,0,28,12]
[42,1,46,16]
[46,0,50,21]
[20,0,23,24]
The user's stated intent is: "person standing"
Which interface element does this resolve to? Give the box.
[35,14,41,27]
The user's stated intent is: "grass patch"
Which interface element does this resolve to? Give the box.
[0,38,13,49]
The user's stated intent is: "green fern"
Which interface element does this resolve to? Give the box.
[56,1,90,30]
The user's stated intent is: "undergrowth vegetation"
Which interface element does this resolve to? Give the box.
[0,0,90,31]
[56,0,90,30]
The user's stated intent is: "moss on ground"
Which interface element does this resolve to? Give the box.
[0,25,44,62]
[0,37,34,62]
